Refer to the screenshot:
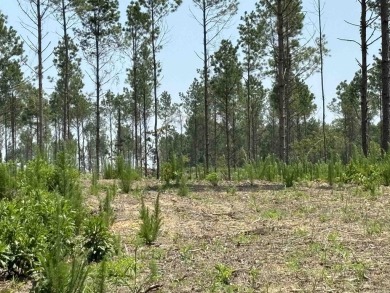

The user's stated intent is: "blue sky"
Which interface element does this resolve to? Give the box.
[0,0,379,122]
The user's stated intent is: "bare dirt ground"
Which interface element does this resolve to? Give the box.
[2,179,390,292]
[100,179,390,292]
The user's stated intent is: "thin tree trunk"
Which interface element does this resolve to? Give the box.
[361,0,369,157]
[117,107,122,155]
[318,0,327,160]
[109,110,113,163]
[132,35,139,167]
[277,0,286,162]
[225,93,231,181]
[11,92,16,161]
[37,0,44,153]
[381,0,390,153]
[214,100,217,172]
[95,17,101,177]
[4,113,7,161]
[246,52,251,161]
[143,89,148,177]
[61,0,70,143]
[150,4,160,178]
[77,116,81,171]
[202,0,209,173]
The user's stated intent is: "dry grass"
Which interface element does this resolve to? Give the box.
[104,179,390,292]
[2,179,390,292]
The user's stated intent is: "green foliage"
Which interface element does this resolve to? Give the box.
[161,155,187,186]
[214,263,233,285]
[83,215,115,263]
[259,155,279,181]
[138,194,162,245]
[116,156,139,193]
[381,154,390,186]
[100,187,116,227]
[49,151,80,197]
[0,191,77,278]
[282,164,297,188]
[206,172,219,186]
[23,157,55,192]
[103,161,116,179]
[345,159,381,195]
[0,163,16,200]
[244,163,255,186]
[328,157,335,186]
[177,174,189,197]
[161,162,175,186]
[33,249,89,293]
[91,171,99,195]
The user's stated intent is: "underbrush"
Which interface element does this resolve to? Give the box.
[0,154,116,291]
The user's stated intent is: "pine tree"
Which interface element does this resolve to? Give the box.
[17,0,51,153]
[74,0,121,176]
[211,40,242,180]
[139,0,182,179]
[191,0,238,173]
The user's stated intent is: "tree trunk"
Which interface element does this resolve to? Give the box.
[76,116,81,171]
[225,93,231,181]
[214,99,217,172]
[117,106,122,155]
[132,36,139,167]
[143,89,148,177]
[11,92,16,161]
[277,0,286,162]
[109,110,113,163]
[361,0,369,157]
[95,17,101,177]
[381,0,390,153]
[150,4,160,178]
[37,0,44,153]
[202,0,210,173]
[318,0,327,161]
[246,53,251,161]
[61,0,70,142]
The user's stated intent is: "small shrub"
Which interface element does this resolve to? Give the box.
[282,164,296,188]
[83,215,115,263]
[177,175,189,197]
[100,188,115,227]
[33,247,89,293]
[24,157,55,191]
[0,163,15,200]
[214,263,233,285]
[206,172,219,186]
[49,151,80,197]
[245,163,255,186]
[103,161,116,179]
[328,159,335,186]
[138,194,162,245]
[119,165,139,194]
[91,171,99,195]
[161,162,175,186]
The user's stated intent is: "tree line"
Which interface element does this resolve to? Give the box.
[0,0,389,178]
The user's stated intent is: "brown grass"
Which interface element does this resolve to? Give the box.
[104,180,390,292]
[2,179,390,292]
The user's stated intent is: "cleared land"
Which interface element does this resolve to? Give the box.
[96,179,390,292]
[2,179,390,292]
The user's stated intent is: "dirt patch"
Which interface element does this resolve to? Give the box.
[106,181,390,292]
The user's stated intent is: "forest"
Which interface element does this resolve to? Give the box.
[1,0,390,292]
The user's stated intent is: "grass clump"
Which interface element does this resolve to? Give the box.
[206,172,219,186]
[138,193,162,245]
[214,263,234,285]
[177,174,189,197]
[116,156,139,193]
